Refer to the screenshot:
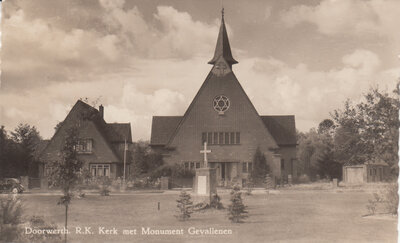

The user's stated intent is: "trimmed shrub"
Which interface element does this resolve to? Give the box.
[175,191,193,221]
[228,186,248,223]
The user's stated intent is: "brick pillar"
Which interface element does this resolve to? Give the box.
[272,154,282,182]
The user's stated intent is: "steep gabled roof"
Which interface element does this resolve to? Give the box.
[150,116,182,145]
[106,123,132,143]
[39,100,132,162]
[260,116,297,146]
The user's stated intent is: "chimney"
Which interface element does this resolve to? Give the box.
[99,104,104,118]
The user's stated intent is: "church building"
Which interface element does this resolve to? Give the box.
[150,10,297,186]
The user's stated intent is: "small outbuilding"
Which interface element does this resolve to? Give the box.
[343,161,390,184]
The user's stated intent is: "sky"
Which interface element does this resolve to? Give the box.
[0,0,399,141]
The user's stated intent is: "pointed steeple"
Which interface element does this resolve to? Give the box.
[208,8,238,67]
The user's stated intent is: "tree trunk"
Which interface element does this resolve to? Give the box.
[65,204,68,243]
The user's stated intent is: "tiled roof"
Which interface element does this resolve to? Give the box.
[40,100,132,162]
[260,116,297,146]
[106,123,132,143]
[150,116,182,145]
[75,101,131,144]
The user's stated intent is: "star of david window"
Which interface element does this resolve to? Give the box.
[213,95,230,114]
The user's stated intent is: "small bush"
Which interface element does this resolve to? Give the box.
[150,165,173,180]
[210,193,224,209]
[131,177,160,189]
[0,196,63,243]
[366,199,377,215]
[175,191,193,221]
[0,195,23,242]
[228,186,248,223]
[365,182,398,216]
[383,183,398,215]
[99,177,111,196]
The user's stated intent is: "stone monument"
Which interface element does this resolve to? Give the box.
[194,142,217,203]
[160,176,169,190]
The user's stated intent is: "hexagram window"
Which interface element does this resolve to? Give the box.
[213,95,230,113]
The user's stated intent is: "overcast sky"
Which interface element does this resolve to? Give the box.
[0,0,399,141]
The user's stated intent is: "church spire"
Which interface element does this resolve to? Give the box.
[208,8,238,67]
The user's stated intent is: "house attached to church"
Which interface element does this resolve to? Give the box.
[150,10,297,186]
[39,100,132,179]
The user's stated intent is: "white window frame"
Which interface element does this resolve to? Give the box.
[90,164,110,177]
[76,139,93,154]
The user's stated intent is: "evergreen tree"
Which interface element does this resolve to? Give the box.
[250,147,269,186]
[228,186,248,223]
[175,190,193,221]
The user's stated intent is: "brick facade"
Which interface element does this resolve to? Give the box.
[39,100,132,180]
[150,14,297,186]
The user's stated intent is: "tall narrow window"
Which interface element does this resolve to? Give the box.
[236,132,240,144]
[202,132,207,145]
[281,159,285,170]
[225,132,230,145]
[207,132,212,145]
[202,131,241,145]
[219,132,224,145]
[91,167,96,177]
[213,132,218,144]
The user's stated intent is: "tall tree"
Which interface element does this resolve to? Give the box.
[332,87,399,171]
[297,127,341,180]
[10,123,42,177]
[48,126,82,243]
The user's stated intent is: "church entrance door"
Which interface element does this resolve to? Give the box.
[211,162,239,187]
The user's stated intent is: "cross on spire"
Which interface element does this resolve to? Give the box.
[200,142,211,168]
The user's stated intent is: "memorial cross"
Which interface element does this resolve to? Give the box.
[200,142,211,168]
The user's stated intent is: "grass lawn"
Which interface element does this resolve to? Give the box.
[15,189,397,243]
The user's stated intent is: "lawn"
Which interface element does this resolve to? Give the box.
[15,189,398,243]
